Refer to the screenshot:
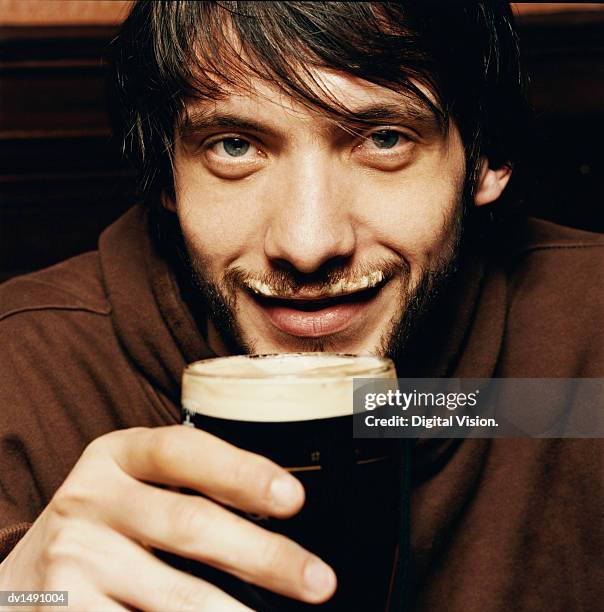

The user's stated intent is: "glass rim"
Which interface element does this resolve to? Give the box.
[183,352,393,381]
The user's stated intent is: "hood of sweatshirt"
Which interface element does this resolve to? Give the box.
[99,205,217,408]
[98,205,507,405]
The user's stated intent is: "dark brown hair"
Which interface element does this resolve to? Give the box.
[107,1,530,213]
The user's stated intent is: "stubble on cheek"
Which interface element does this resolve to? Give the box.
[384,198,465,357]
[179,241,254,354]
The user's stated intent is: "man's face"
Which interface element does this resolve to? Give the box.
[168,70,467,357]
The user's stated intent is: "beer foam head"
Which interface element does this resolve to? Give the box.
[182,353,395,422]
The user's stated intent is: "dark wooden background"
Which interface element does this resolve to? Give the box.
[0,10,603,282]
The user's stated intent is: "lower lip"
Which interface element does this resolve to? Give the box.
[259,298,371,337]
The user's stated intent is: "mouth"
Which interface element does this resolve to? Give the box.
[244,273,388,338]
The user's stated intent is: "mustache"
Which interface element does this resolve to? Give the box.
[220,259,409,297]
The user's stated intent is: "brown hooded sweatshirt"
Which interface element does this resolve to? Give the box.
[0,205,602,611]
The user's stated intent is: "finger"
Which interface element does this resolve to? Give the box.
[110,426,304,518]
[43,596,127,612]
[87,525,254,612]
[41,566,129,612]
[74,596,129,612]
[107,481,337,605]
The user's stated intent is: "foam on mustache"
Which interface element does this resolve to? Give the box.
[223,259,409,297]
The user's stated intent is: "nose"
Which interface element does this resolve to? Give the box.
[263,153,356,274]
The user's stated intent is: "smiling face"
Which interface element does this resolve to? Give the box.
[165,69,506,357]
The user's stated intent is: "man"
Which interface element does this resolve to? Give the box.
[0,1,602,610]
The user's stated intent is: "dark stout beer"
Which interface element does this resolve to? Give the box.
[179,353,401,611]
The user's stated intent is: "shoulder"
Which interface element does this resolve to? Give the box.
[0,251,110,322]
[0,253,138,433]
[498,219,604,376]
[0,252,115,380]
[0,254,137,510]
[509,216,604,257]
[505,217,603,296]
[506,218,603,304]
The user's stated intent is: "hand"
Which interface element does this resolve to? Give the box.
[0,425,337,610]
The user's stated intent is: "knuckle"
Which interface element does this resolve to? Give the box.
[85,427,149,459]
[146,428,181,472]
[50,482,89,519]
[256,533,293,580]
[232,455,273,502]
[41,526,85,568]
[167,497,208,552]
[83,432,113,458]
[164,578,212,612]
[40,565,71,591]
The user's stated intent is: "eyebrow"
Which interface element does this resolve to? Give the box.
[335,102,443,136]
[178,111,279,141]
[178,100,442,142]
[345,102,440,127]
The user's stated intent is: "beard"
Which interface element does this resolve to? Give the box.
[175,203,464,362]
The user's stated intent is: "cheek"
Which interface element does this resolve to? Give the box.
[174,164,267,264]
[354,148,464,263]
[357,173,461,259]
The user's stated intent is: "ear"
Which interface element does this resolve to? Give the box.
[160,191,177,213]
[473,158,512,207]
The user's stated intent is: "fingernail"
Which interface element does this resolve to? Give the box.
[269,475,301,508]
[304,558,336,597]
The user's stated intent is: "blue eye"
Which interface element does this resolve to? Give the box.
[222,138,250,157]
[370,130,400,149]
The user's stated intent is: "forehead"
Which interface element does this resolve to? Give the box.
[179,68,443,136]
